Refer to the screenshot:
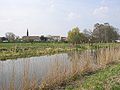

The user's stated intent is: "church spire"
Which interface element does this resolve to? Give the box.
[27,28,29,36]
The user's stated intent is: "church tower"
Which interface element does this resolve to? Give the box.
[27,28,29,36]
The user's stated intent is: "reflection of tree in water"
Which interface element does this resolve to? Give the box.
[67,50,100,65]
[67,50,102,74]
[67,51,82,62]
[90,49,99,65]
[67,51,82,74]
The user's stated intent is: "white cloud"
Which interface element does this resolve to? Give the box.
[0,18,11,22]
[67,12,81,21]
[46,0,56,13]
[93,6,109,19]
[49,0,55,8]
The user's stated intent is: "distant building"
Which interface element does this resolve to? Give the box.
[22,36,40,42]
[22,29,66,42]
[115,37,120,43]
[46,35,52,41]
[115,40,120,43]
[46,35,61,42]
[52,36,61,41]
[0,37,8,42]
[22,29,40,42]
[61,37,67,42]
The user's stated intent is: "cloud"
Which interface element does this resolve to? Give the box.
[67,12,81,21]
[93,6,109,19]
[49,0,55,8]
[46,0,56,13]
[0,18,12,22]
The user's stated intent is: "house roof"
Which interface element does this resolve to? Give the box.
[22,36,40,40]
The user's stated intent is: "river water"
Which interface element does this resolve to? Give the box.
[0,48,116,90]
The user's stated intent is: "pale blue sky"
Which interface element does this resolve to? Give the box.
[0,0,120,37]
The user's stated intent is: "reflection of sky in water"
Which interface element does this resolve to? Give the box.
[0,50,101,90]
[0,53,69,89]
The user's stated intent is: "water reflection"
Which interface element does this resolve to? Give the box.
[0,47,120,89]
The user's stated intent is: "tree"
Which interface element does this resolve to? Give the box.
[15,36,21,42]
[40,35,47,41]
[83,29,92,37]
[92,23,119,43]
[83,29,93,43]
[67,27,85,45]
[5,32,16,42]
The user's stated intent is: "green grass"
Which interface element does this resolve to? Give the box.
[0,42,119,60]
[0,42,70,60]
[65,62,120,90]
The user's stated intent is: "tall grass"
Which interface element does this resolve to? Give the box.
[0,43,119,60]
[40,46,120,89]
[0,60,38,90]
[1,46,120,90]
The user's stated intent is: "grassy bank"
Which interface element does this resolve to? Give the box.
[65,62,120,90]
[39,46,120,90]
[0,43,70,60]
[0,42,119,60]
[1,45,120,90]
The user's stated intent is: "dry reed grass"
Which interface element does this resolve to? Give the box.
[1,46,120,90]
[40,46,120,89]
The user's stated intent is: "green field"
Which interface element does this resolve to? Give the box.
[65,62,120,90]
[0,42,70,60]
[0,42,119,60]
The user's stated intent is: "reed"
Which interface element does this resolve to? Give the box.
[1,45,120,90]
[0,60,38,90]
[40,46,120,89]
[0,43,118,60]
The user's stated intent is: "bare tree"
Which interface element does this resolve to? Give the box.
[5,32,16,42]
[92,23,119,43]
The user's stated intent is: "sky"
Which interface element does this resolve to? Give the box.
[0,0,120,37]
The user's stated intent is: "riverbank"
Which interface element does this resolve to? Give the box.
[65,62,120,90]
[1,45,120,90]
[0,43,119,60]
[39,46,120,90]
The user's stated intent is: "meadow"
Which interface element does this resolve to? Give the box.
[0,42,70,60]
[0,42,118,60]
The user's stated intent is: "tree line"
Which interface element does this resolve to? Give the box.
[67,23,120,45]
[0,23,119,43]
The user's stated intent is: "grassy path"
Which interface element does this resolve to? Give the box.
[65,62,120,90]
